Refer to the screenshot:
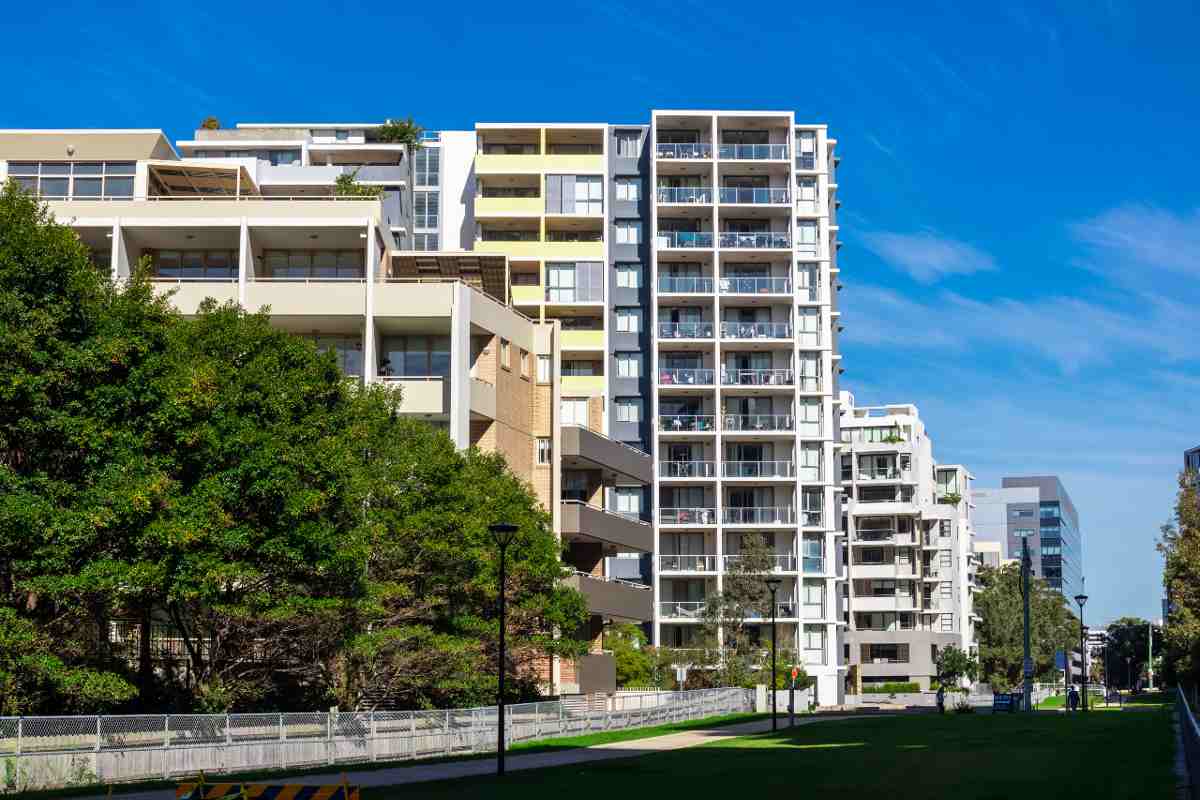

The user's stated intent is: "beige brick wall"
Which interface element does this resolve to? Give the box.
[587,396,604,434]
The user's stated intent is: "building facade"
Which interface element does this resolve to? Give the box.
[838,395,978,691]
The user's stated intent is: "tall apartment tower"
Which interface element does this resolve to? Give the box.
[839,395,978,691]
[648,112,844,705]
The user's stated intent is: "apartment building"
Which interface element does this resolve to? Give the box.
[1,109,845,703]
[838,395,978,691]
[973,476,1082,601]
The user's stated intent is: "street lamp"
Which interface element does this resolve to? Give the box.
[1074,592,1088,713]
[489,522,518,776]
[1018,532,1034,711]
[765,577,782,731]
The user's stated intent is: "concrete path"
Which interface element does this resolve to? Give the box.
[81,714,863,799]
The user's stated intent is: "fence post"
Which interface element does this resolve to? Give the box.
[15,717,21,792]
[410,713,417,760]
[162,715,170,780]
[94,715,101,753]
[559,701,564,737]
[326,711,333,766]
[369,711,377,762]
[443,710,450,756]
[279,713,286,770]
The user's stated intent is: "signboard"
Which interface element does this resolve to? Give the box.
[992,693,1013,713]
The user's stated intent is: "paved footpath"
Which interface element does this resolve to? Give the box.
[80,714,865,800]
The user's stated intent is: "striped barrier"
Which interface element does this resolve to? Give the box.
[177,780,359,800]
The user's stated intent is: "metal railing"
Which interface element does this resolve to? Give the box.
[723,554,798,572]
[657,231,714,249]
[658,554,719,572]
[546,287,604,303]
[658,276,714,293]
[658,321,714,339]
[802,556,826,573]
[719,187,790,204]
[659,460,716,478]
[659,414,715,432]
[720,276,792,294]
[0,689,752,792]
[656,186,713,204]
[721,368,793,386]
[796,154,817,170]
[801,509,824,527]
[657,368,715,386]
[719,232,792,249]
[149,276,239,284]
[252,276,366,283]
[656,143,713,159]
[857,469,910,482]
[720,322,793,339]
[722,461,795,478]
[1180,687,1200,800]
[722,506,797,525]
[570,570,651,592]
[723,414,795,432]
[718,144,789,160]
[659,601,707,618]
[658,507,718,525]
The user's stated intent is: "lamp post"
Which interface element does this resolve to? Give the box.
[1019,533,1033,712]
[765,577,782,731]
[489,522,518,776]
[1073,592,1088,713]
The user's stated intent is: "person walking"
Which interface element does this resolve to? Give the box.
[936,685,946,715]
[1068,685,1080,712]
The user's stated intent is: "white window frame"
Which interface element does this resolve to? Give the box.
[561,397,588,426]
[616,352,642,378]
[615,397,642,423]
[616,306,643,333]
[536,354,551,383]
[615,220,642,245]
[616,262,642,288]
[536,437,552,464]
[615,177,641,202]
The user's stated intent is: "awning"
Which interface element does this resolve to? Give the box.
[147,161,259,197]
[388,251,509,303]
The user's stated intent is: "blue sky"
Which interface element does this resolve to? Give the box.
[6,0,1198,625]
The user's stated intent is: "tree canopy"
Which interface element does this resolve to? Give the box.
[1102,617,1162,690]
[974,562,1076,690]
[1160,470,1200,688]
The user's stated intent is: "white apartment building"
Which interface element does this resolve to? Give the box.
[838,394,979,691]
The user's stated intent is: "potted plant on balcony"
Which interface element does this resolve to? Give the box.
[377,116,424,150]
[939,491,963,506]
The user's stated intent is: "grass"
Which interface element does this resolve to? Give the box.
[365,707,1177,799]
[17,712,768,800]
[1039,689,1170,711]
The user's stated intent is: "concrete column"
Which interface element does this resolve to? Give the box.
[237,220,249,307]
[110,221,127,280]
[364,222,377,382]
[448,283,472,449]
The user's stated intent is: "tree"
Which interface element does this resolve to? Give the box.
[974,563,1077,690]
[1160,470,1200,687]
[696,532,776,686]
[377,117,423,150]
[1104,618,1162,690]
[935,645,979,689]
[199,117,220,130]
[333,169,382,198]
[606,623,655,687]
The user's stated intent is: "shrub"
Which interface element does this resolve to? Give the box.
[862,681,920,694]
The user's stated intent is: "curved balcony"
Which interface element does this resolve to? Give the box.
[658,368,715,386]
[719,144,789,160]
[659,507,718,526]
[660,460,717,479]
[723,414,795,432]
[658,321,714,339]
[722,460,796,479]
[718,232,791,250]
[658,231,714,249]
[721,322,793,340]
[659,276,715,294]
[659,414,715,433]
[722,506,797,525]
[656,143,713,159]
[658,554,719,573]
[720,276,792,295]
[657,186,713,204]
[721,368,793,387]
[718,187,790,204]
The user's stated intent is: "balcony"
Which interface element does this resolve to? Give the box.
[719,144,789,160]
[796,154,817,170]
[658,368,715,386]
[802,556,826,573]
[659,507,718,526]
[560,424,652,484]
[658,554,719,573]
[657,186,713,204]
[560,500,652,552]
[659,414,715,433]
[719,276,792,295]
[657,321,714,339]
[718,232,791,250]
[723,414,795,432]
[566,572,652,622]
[723,554,797,572]
[379,375,448,415]
[720,322,792,340]
[657,231,714,249]
[721,368,793,387]
[722,461,796,479]
[718,187,790,204]
[660,460,716,479]
[656,143,713,160]
[659,601,707,619]
[659,276,715,294]
[801,509,825,527]
[745,602,798,619]
[722,506,796,525]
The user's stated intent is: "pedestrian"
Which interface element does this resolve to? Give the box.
[1068,686,1079,712]
[936,684,946,715]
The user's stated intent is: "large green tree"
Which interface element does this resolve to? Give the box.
[974,562,1076,690]
[1160,470,1200,687]
[1103,617,1162,690]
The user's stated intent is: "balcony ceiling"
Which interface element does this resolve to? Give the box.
[388,251,508,303]
[148,161,259,197]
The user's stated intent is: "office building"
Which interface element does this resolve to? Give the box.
[838,395,979,691]
[973,476,1082,600]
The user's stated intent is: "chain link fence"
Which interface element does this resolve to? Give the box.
[0,688,753,792]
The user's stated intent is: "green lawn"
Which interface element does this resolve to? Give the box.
[368,708,1177,799]
[1040,690,1170,711]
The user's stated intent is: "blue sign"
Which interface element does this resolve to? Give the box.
[1055,650,1067,670]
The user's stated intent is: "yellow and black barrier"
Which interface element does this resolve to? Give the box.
[177,774,359,800]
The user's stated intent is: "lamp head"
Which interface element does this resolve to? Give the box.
[489,522,519,548]
[765,577,783,593]
[1074,593,1088,608]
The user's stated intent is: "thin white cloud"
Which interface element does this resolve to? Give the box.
[860,231,997,283]
[1071,204,1200,284]
[866,134,894,157]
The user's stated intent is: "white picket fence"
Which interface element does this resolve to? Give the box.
[0,688,753,792]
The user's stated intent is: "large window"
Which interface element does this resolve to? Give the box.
[307,335,363,378]
[575,176,603,214]
[413,191,439,228]
[546,261,603,302]
[615,397,642,423]
[262,250,363,279]
[412,232,439,251]
[614,130,640,158]
[616,262,642,289]
[561,398,588,426]
[149,250,237,280]
[616,352,642,378]
[536,354,551,383]
[615,219,642,244]
[616,307,643,332]
[796,220,818,254]
[414,147,440,187]
[803,625,826,665]
[615,177,641,201]
[8,161,135,199]
[379,335,450,378]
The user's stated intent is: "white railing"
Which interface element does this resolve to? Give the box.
[658,414,716,432]
[658,276,715,293]
[660,601,707,618]
[723,414,795,432]
[719,144,789,160]
[658,321,714,339]
[656,186,713,204]
[656,143,713,159]
[718,232,791,249]
[720,321,792,339]
[722,506,797,525]
[723,554,798,572]
[658,507,718,525]
[657,368,715,386]
[721,368,793,386]
[659,460,716,479]
[0,688,753,792]
[657,231,714,249]
[722,460,795,478]
[658,554,719,572]
[719,277,792,294]
[718,187,790,204]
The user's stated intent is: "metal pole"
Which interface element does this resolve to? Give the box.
[1148,620,1154,691]
[769,584,778,731]
[1021,538,1033,712]
[497,539,508,776]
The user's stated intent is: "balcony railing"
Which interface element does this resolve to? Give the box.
[857,469,911,482]
[659,414,715,432]
[659,508,718,525]
[718,144,789,160]
[720,276,792,294]
[719,232,792,249]
[722,506,796,525]
[797,374,822,392]
[746,602,798,619]
[719,187,790,204]
[802,510,824,527]
[545,287,604,303]
[854,529,898,543]
[723,414,795,432]
[723,554,798,572]
[658,368,715,386]
[658,231,714,249]
[658,554,718,572]
[802,556,825,573]
[721,368,793,386]
[720,321,792,339]
[658,321,714,339]
[656,143,713,159]
[657,186,713,204]
[659,276,714,293]
[660,460,716,479]
[659,601,707,618]
[722,461,796,479]
[796,154,817,170]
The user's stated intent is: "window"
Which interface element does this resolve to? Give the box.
[520,349,530,378]
[616,352,642,378]
[575,176,603,214]
[413,232,439,251]
[536,354,551,383]
[614,487,643,518]
[615,220,642,244]
[414,147,440,187]
[379,335,450,377]
[546,261,604,302]
[939,550,952,568]
[499,339,511,370]
[614,130,640,158]
[562,360,599,376]
[9,161,136,199]
[561,398,588,426]
[616,307,643,333]
[803,625,826,665]
[1011,508,1035,518]
[803,582,825,616]
[939,519,952,537]
[796,177,817,211]
[413,191,439,228]
[536,438,552,465]
[796,220,818,254]
[615,397,642,423]
[307,335,364,378]
[941,613,954,632]
[940,581,953,598]
[149,249,238,280]
[616,262,642,288]
[798,398,821,436]
[615,177,641,201]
